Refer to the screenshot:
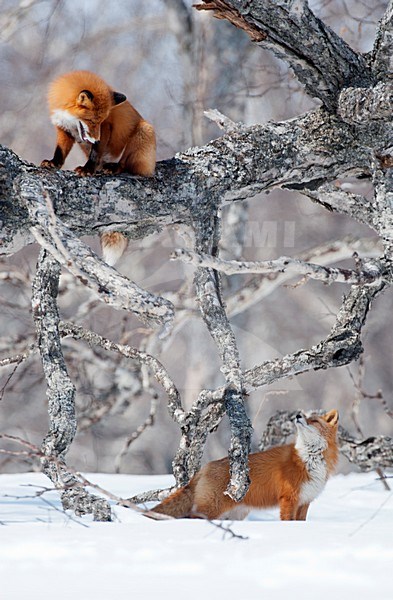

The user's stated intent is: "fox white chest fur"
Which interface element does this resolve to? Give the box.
[51,109,82,141]
[51,109,97,144]
[296,430,328,504]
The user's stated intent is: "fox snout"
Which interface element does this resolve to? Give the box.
[294,413,306,426]
[78,120,100,143]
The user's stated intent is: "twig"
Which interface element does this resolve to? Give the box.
[0,359,23,401]
[349,491,393,537]
[0,433,171,520]
[0,343,36,368]
[115,392,159,473]
[203,517,249,540]
[347,356,391,490]
[204,109,245,133]
[59,322,184,426]
[225,236,383,318]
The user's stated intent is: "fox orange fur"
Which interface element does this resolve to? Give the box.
[152,410,339,521]
[41,70,156,265]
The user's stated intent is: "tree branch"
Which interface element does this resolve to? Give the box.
[244,282,385,390]
[2,105,389,256]
[32,249,111,521]
[372,0,393,80]
[20,175,174,327]
[172,247,383,286]
[59,322,184,425]
[189,218,252,500]
[225,236,383,318]
[338,82,393,125]
[195,0,371,110]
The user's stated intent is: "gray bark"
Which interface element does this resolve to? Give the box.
[32,250,111,520]
[195,0,372,110]
[371,0,393,80]
[338,82,393,124]
[1,108,391,257]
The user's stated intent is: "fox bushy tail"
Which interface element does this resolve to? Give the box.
[152,483,195,518]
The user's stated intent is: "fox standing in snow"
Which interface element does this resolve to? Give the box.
[41,70,156,265]
[152,410,339,521]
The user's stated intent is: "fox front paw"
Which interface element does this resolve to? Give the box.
[40,159,58,169]
[74,164,95,177]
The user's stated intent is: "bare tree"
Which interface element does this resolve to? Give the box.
[1,0,392,519]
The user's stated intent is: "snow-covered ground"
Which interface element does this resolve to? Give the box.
[1,471,392,600]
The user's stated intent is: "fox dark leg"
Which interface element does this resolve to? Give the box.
[101,162,122,175]
[75,141,101,177]
[295,504,310,521]
[41,128,74,169]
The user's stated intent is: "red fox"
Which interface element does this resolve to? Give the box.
[41,70,156,265]
[152,410,339,521]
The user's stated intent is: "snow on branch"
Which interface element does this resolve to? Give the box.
[172,248,383,286]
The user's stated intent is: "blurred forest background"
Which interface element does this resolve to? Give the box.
[0,0,391,476]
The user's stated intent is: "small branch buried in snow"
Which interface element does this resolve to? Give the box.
[0,433,171,520]
[0,434,250,537]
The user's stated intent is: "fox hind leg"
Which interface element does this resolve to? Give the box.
[279,496,297,521]
[121,120,156,177]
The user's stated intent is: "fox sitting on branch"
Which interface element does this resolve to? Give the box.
[41,70,156,265]
[152,410,339,521]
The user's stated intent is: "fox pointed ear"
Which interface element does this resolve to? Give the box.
[324,409,339,426]
[77,90,94,108]
[113,91,127,105]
